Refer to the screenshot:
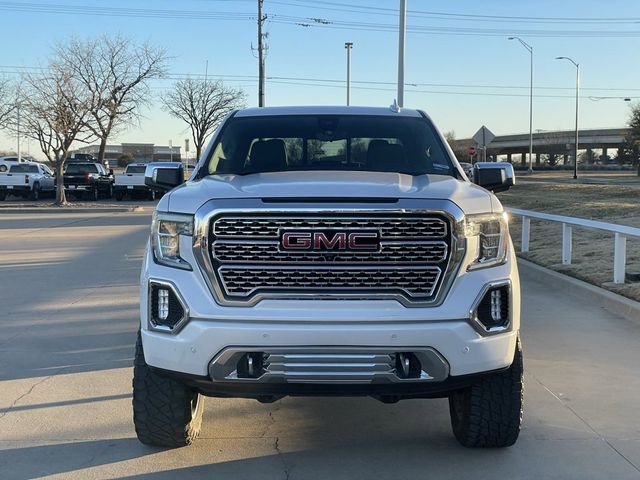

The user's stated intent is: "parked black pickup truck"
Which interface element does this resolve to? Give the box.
[63,162,114,200]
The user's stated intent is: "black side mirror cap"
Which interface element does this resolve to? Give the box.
[144,162,184,192]
[472,162,515,193]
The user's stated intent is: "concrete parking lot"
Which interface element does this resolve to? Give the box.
[1,210,639,479]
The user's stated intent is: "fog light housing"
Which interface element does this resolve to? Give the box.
[149,281,188,333]
[472,284,510,333]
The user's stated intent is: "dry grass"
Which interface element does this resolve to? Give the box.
[497,183,640,302]
[520,171,640,185]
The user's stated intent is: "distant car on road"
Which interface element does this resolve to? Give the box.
[114,163,156,201]
[63,162,114,200]
[0,162,55,200]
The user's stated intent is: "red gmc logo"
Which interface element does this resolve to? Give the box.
[280,231,380,251]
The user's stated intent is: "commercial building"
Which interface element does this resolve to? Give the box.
[74,143,182,164]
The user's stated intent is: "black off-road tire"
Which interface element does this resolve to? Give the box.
[106,184,113,199]
[115,190,124,201]
[132,331,204,448]
[86,187,98,201]
[448,338,523,448]
[0,190,6,201]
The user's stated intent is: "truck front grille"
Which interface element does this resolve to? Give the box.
[206,213,453,305]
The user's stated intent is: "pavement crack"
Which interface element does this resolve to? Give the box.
[0,369,63,420]
[274,436,291,480]
[260,401,282,438]
[530,372,640,473]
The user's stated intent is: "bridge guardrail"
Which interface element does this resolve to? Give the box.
[506,208,640,284]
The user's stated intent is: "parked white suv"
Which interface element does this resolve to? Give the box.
[134,106,521,449]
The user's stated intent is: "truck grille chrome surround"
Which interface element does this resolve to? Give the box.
[209,347,450,384]
[192,199,466,307]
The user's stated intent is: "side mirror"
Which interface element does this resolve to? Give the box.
[473,162,515,193]
[144,162,184,192]
[108,169,114,176]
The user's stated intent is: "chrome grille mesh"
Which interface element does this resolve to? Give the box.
[209,213,452,304]
[214,217,447,239]
[212,241,448,264]
[220,266,441,297]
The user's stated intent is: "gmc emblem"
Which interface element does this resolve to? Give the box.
[280,231,380,251]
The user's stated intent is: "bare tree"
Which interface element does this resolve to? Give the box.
[0,77,16,129]
[628,103,640,175]
[56,35,168,164]
[162,78,245,160]
[19,63,95,204]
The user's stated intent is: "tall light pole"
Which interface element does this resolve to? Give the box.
[509,37,533,173]
[345,42,353,106]
[397,0,406,107]
[16,102,21,163]
[556,56,580,180]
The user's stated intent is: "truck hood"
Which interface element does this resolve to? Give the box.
[164,171,495,215]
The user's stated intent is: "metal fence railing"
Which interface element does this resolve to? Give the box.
[506,208,640,284]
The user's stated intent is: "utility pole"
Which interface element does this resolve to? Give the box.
[16,102,21,162]
[345,42,353,106]
[397,0,406,107]
[258,0,266,107]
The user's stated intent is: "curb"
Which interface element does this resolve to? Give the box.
[517,258,640,322]
[0,206,149,214]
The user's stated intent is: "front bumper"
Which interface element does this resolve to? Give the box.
[140,234,520,384]
[149,364,510,400]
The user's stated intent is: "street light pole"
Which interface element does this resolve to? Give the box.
[16,102,21,163]
[508,37,533,173]
[397,0,406,107]
[345,42,353,106]
[556,56,580,180]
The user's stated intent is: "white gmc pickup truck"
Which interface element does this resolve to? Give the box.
[134,106,521,449]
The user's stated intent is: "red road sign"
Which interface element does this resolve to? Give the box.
[468,146,477,156]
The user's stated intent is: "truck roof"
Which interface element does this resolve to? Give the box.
[234,105,423,118]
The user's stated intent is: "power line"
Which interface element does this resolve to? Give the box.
[2,65,640,94]
[2,1,640,38]
[272,0,640,24]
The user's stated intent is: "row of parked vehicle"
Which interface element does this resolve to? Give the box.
[0,156,159,201]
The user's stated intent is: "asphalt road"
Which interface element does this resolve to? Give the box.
[1,211,639,480]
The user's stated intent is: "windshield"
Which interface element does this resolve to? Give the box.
[126,165,147,174]
[65,163,99,174]
[204,114,454,176]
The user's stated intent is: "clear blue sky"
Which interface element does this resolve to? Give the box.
[1,0,639,158]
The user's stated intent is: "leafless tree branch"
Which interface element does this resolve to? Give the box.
[162,78,245,160]
[55,35,169,164]
[17,62,95,204]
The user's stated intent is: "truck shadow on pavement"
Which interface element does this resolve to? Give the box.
[0,214,149,382]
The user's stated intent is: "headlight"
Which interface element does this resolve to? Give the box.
[465,212,508,270]
[151,212,194,270]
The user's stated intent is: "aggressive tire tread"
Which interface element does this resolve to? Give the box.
[132,331,203,447]
[449,339,523,448]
